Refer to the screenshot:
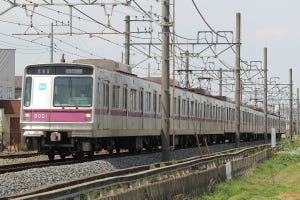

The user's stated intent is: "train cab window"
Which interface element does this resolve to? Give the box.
[54,77,92,107]
[24,77,32,107]
[112,85,120,108]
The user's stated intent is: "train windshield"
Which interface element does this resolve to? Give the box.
[53,77,93,107]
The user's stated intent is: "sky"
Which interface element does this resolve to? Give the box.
[0,0,299,107]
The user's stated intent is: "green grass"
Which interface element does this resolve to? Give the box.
[199,138,300,200]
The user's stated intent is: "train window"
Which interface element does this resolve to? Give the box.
[182,99,186,116]
[195,101,198,117]
[177,96,181,116]
[191,101,194,117]
[158,94,162,113]
[145,92,151,112]
[187,99,190,117]
[153,91,157,113]
[122,85,128,109]
[24,77,32,107]
[201,103,204,118]
[139,89,144,112]
[112,85,120,108]
[103,81,109,108]
[130,89,137,111]
[198,103,201,118]
[173,97,177,114]
[207,104,210,119]
[26,66,93,75]
[53,77,92,107]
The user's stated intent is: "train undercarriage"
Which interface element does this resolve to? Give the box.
[25,131,282,161]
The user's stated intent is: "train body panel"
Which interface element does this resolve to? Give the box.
[20,59,286,159]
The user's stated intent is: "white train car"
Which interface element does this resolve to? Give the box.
[20,59,285,160]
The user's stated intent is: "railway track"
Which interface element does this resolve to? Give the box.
[0,140,270,174]
[4,144,272,200]
[0,150,154,174]
[0,152,41,159]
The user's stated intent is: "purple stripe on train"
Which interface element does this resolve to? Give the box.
[24,109,92,122]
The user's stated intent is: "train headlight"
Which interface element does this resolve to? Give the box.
[23,112,31,121]
[85,113,92,121]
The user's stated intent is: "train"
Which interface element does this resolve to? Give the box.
[20,59,286,160]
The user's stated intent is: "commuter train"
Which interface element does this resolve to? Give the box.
[20,59,286,160]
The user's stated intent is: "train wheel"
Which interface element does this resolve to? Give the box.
[108,148,114,154]
[87,151,94,159]
[48,150,55,161]
[60,153,66,160]
[73,152,83,160]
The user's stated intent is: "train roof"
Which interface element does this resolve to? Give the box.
[73,59,134,75]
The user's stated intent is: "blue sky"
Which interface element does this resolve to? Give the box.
[0,0,299,105]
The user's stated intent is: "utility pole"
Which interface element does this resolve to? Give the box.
[254,87,258,107]
[185,50,190,89]
[125,15,130,65]
[50,23,53,63]
[219,68,223,96]
[235,13,241,148]
[289,68,293,140]
[278,104,281,134]
[297,88,299,136]
[263,48,268,143]
[161,0,170,161]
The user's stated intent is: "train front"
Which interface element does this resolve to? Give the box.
[20,63,94,160]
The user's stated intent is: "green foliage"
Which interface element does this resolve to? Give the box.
[160,163,166,167]
[149,164,156,170]
[199,143,300,200]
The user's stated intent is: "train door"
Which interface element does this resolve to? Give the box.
[103,80,110,129]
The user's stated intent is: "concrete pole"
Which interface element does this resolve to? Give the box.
[185,50,189,89]
[161,0,170,161]
[125,15,130,65]
[278,104,281,134]
[219,68,222,96]
[263,48,268,143]
[148,63,150,78]
[69,6,73,36]
[289,68,293,140]
[297,88,299,135]
[50,23,53,63]
[235,13,241,148]
[254,87,258,107]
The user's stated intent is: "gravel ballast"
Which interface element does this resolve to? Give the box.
[0,143,239,197]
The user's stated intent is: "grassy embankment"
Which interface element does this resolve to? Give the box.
[200,138,300,200]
